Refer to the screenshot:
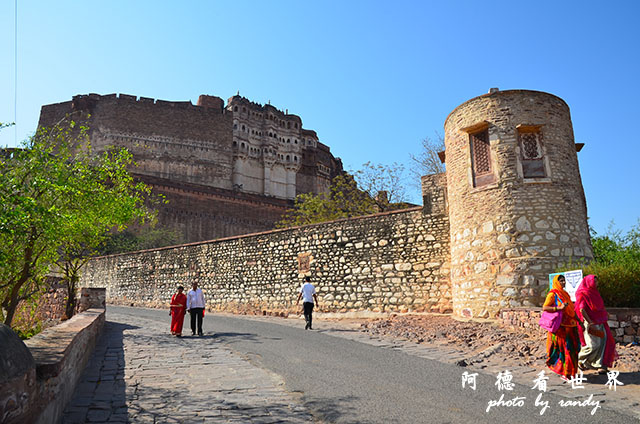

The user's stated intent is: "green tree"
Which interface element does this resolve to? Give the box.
[277,174,378,228]
[0,119,156,326]
[0,122,15,131]
[98,226,185,256]
[276,161,413,228]
[560,220,640,307]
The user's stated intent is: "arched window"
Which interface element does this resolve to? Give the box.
[234,106,238,112]
[287,139,290,143]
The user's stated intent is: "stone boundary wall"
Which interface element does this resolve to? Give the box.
[0,303,105,424]
[499,307,640,344]
[14,286,107,333]
[81,207,453,314]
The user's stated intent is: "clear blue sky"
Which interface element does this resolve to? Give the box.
[1,1,638,236]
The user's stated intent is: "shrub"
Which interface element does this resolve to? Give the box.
[559,220,640,307]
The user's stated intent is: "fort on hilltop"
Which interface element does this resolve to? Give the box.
[38,93,344,242]
[77,88,594,318]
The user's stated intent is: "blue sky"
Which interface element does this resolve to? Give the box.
[1,1,638,236]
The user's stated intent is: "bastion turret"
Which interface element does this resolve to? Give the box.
[443,89,592,317]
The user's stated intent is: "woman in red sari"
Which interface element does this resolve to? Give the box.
[575,274,618,373]
[170,286,187,337]
[542,274,581,380]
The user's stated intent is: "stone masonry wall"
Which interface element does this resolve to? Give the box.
[80,207,452,314]
[444,90,592,318]
[39,93,235,190]
[38,92,345,243]
[0,308,105,424]
[139,174,291,242]
[500,307,640,344]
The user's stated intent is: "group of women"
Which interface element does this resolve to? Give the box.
[543,274,618,380]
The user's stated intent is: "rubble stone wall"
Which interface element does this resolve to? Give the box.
[444,90,592,318]
[80,207,452,314]
[0,308,105,424]
[500,307,640,344]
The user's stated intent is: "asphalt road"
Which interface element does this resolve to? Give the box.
[110,306,637,423]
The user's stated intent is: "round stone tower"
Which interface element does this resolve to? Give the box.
[444,89,592,318]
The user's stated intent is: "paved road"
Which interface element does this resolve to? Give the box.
[63,306,639,423]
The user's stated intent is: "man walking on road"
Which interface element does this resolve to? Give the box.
[187,282,206,336]
[296,276,319,330]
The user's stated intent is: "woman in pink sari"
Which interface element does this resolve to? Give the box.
[575,275,618,373]
[170,286,187,337]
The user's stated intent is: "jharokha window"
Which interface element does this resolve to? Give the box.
[470,128,495,187]
[518,126,546,178]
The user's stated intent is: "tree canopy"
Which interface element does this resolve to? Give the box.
[277,163,411,228]
[0,119,157,326]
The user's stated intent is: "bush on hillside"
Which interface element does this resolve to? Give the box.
[559,219,640,308]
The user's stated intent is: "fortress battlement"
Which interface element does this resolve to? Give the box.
[38,91,344,243]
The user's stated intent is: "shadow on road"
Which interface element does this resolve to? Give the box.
[62,321,138,423]
[304,394,384,424]
[208,331,282,343]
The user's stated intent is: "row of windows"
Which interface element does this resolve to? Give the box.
[233,123,311,146]
[232,141,299,162]
[469,126,546,188]
[232,105,299,129]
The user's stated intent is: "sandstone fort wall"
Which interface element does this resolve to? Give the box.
[39,93,235,190]
[80,204,452,315]
[73,89,592,318]
[445,90,592,318]
[39,93,344,242]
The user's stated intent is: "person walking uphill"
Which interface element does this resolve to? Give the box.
[170,286,187,337]
[297,276,319,330]
[187,282,206,336]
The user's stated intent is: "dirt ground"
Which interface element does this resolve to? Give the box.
[359,314,640,373]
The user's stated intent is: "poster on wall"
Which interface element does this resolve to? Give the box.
[548,269,583,301]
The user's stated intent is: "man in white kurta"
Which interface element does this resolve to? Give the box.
[186,282,206,336]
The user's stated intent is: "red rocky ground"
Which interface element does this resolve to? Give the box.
[359,314,640,373]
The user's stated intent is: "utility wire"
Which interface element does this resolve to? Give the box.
[14,0,18,146]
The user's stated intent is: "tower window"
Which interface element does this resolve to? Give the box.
[470,128,494,187]
[518,127,547,178]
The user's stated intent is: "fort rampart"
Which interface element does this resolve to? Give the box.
[79,187,452,314]
[72,89,592,319]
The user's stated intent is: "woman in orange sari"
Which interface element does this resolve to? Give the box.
[542,274,581,380]
[170,286,187,337]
